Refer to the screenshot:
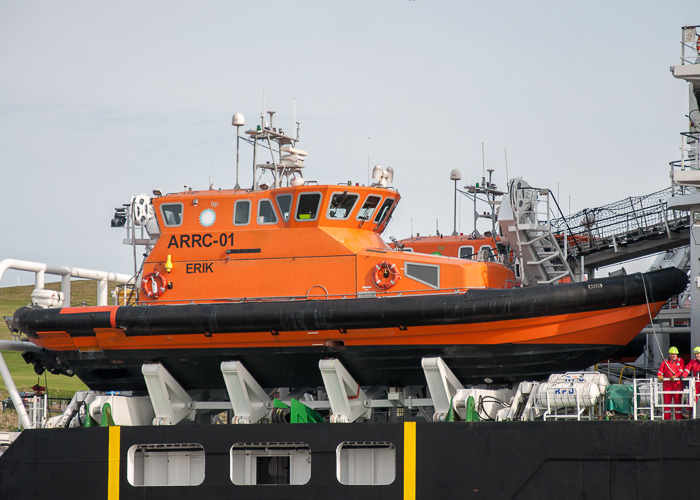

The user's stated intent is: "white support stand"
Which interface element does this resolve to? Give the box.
[421,357,463,421]
[319,359,371,423]
[503,381,542,421]
[220,361,271,424]
[142,363,195,425]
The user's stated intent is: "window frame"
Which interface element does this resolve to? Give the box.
[373,197,396,224]
[233,199,252,226]
[276,193,294,222]
[327,191,360,220]
[355,194,382,222]
[458,245,476,260]
[294,192,323,222]
[159,203,184,227]
[257,199,279,225]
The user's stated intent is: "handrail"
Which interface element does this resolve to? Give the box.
[680,25,700,65]
[0,259,134,307]
[633,377,696,420]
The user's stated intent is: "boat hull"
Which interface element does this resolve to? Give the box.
[46,343,633,391]
[2,420,700,499]
[12,268,688,390]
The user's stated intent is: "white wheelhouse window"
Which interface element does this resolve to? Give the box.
[234,200,251,226]
[458,245,475,260]
[257,199,279,225]
[373,197,396,224]
[276,193,293,222]
[160,203,184,227]
[356,195,382,222]
[327,191,360,220]
[295,192,322,221]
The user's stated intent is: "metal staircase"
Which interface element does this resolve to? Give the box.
[498,179,576,285]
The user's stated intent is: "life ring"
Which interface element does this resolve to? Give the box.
[141,271,168,298]
[372,261,401,290]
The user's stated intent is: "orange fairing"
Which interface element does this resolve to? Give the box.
[15,266,687,388]
[32,301,665,353]
[143,185,514,303]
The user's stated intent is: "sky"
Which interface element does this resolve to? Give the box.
[0,1,696,286]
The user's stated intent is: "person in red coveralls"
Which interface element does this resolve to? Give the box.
[657,346,685,420]
[682,346,700,416]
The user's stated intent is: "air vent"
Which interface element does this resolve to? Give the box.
[404,262,440,289]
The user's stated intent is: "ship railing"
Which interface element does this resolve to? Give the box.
[0,258,134,309]
[550,186,690,257]
[632,377,696,421]
[669,131,700,174]
[679,25,700,65]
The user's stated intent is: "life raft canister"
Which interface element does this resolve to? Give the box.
[141,271,168,298]
[372,260,401,290]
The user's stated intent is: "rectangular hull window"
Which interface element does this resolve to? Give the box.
[337,441,395,485]
[127,443,205,487]
[231,442,311,486]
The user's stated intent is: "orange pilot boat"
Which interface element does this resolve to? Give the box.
[390,169,513,274]
[10,113,687,391]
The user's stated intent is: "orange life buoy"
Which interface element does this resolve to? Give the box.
[141,271,168,298]
[372,261,401,290]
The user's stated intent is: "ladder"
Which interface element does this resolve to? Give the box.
[498,179,576,285]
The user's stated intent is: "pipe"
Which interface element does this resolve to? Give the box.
[0,352,32,429]
[0,259,133,306]
[0,340,43,353]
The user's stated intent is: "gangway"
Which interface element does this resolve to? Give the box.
[498,181,691,283]
[550,187,690,273]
